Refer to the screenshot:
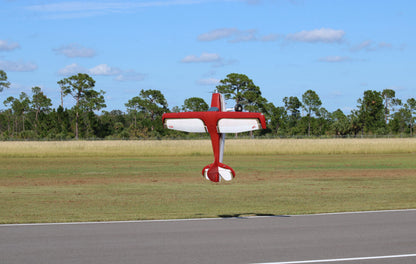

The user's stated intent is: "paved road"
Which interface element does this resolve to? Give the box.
[1,210,415,264]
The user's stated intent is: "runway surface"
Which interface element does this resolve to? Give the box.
[1,210,415,264]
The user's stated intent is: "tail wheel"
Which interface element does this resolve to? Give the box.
[234,104,243,112]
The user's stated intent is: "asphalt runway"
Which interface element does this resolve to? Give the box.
[1,210,415,264]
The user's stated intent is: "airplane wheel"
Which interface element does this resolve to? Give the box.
[234,104,243,112]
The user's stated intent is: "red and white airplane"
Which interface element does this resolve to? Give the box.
[162,93,266,182]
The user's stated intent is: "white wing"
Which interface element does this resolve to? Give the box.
[164,118,207,133]
[217,118,261,133]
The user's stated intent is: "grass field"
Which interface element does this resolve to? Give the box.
[1,139,415,224]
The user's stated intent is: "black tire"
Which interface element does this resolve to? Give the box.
[234,104,243,112]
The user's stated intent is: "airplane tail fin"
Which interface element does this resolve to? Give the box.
[202,163,235,182]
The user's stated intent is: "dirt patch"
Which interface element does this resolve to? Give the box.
[237,168,416,183]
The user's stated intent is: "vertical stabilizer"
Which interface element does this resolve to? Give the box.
[210,93,225,111]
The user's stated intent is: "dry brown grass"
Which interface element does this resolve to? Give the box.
[226,138,416,155]
[0,138,415,157]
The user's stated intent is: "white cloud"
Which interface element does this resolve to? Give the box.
[0,60,37,72]
[318,56,351,63]
[384,85,405,92]
[200,28,345,44]
[378,42,392,49]
[114,70,146,82]
[350,40,393,52]
[58,63,145,82]
[58,63,88,75]
[197,78,220,85]
[181,53,222,63]
[0,40,20,51]
[27,1,221,13]
[89,64,121,75]
[54,43,96,58]
[26,1,240,19]
[198,28,239,41]
[261,33,281,42]
[229,29,257,43]
[213,58,238,68]
[27,2,126,13]
[350,40,372,51]
[287,28,345,43]
[198,28,258,42]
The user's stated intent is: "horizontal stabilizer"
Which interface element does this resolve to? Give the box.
[202,163,235,182]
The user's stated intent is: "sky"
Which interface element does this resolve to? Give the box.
[0,0,415,114]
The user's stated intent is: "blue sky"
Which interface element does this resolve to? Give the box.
[1,0,415,113]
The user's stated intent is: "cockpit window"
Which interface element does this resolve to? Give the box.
[208,107,220,112]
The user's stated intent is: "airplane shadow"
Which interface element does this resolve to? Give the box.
[218,213,290,219]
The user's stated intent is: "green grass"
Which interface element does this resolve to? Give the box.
[1,151,416,224]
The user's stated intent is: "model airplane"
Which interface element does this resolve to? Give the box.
[162,93,266,182]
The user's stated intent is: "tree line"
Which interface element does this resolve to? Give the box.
[0,70,415,140]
